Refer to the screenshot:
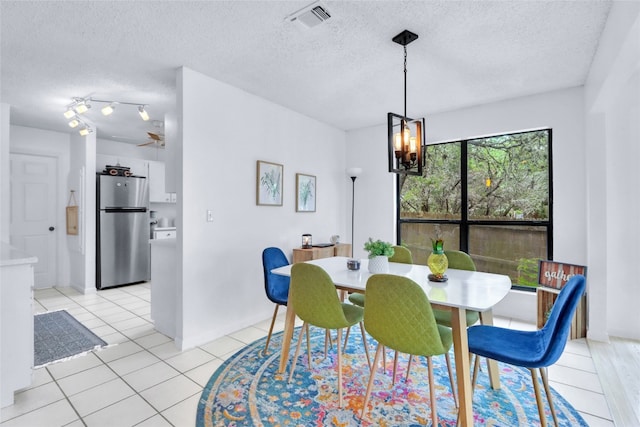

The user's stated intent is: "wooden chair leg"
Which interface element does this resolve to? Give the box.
[427,356,438,426]
[392,351,399,386]
[324,329,330,359]
[529,368,548,427]
[445,352,458,408]
[343,326,351,351]
[361,344,383,419]
[305,324,311,369]
[264,304,279,354]
[540,367,559,427]
[288,322,307,383]
[471,354,481,390]
[382,346,387,373]
[358,321,371,369]
[405,355,413,381]
[336,328,343,408]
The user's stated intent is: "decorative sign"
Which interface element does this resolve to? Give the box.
[537,260,587,290]
[66,190,79,235]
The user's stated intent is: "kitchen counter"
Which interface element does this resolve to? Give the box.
[1,242,37,407]
[1,242,38,266]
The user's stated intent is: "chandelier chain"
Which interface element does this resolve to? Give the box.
[403,45,407,119]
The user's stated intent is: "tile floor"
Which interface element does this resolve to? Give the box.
[0,283,614,426]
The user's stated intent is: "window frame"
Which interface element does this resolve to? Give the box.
[396,128,553,291]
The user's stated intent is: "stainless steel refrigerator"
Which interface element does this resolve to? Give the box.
[96,174,150,289]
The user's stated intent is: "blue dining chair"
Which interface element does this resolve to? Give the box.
[261,247,290,354]
[467,274,586,427]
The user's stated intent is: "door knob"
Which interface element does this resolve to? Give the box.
[49,226,55,231]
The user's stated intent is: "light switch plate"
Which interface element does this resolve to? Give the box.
[206,210,214,222]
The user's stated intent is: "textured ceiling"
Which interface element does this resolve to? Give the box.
[1,1,611,145]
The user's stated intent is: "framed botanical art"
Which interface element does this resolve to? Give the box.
[256,160,283,206]
[296,173,316,212]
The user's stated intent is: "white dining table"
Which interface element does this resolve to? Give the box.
[272,256,512,426]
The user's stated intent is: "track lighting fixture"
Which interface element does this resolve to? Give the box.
[138,105,149,121]
[63,96,152,132]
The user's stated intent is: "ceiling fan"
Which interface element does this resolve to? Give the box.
[137,132,165,148]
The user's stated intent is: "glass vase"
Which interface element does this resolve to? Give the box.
[427,243,448,281]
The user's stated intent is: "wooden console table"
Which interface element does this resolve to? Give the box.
[292,243,351,263]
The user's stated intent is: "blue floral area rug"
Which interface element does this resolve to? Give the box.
[197,326,588,426]
[34,310,107,368]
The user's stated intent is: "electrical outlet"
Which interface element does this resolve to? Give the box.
[206,210,214,222]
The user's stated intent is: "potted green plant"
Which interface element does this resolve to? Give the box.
[364,238,395,273]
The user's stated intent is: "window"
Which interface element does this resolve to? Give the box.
[397,129,552,289]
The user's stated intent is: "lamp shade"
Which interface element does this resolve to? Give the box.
[347,167,363,178]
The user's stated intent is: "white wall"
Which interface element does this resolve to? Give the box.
[585,2,640,341]
[177,67,347,348]
[346,87,587,324]
[68,132,96,293]
[0,104,9,243]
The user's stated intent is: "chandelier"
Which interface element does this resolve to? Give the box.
[387,30,425,176]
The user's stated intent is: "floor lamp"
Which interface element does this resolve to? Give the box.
[346,167,362,258]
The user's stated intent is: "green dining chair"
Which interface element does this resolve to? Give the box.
[432,250,480,328]
[287,263,371,408]
[348,245,414,383]
[360,274,456,425]
[348,245,412,308]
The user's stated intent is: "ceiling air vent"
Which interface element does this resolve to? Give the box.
[285,1,331,28]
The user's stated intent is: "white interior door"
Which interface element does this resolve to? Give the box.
[10,153,58,289]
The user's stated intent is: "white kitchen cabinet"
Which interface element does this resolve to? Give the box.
[153,228,176,239]
[148,160,176,203]
[1,244,36,408]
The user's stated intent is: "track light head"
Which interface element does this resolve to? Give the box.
[138,105,149,121]
[74,102,90,114]
[101,103,115,116]
[79,126,92,136]
[68,118,80,128]
[63,109,75,119]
